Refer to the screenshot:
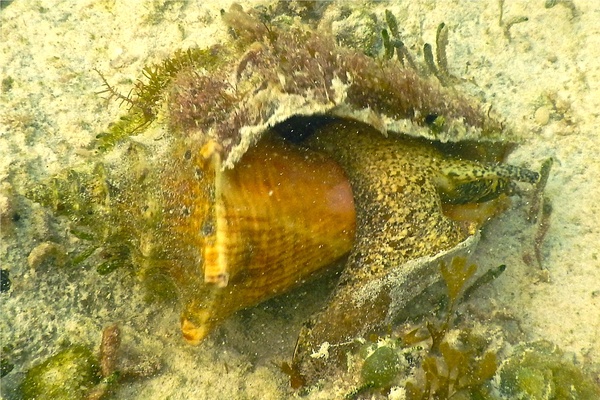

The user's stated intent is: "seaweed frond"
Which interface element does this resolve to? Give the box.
[344,257,505,399]
[407,342,497,399]
[95,68,135,109]
[95,46,228,152]
[425,257,477,353]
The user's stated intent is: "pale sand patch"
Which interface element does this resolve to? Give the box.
[1,1,598,398]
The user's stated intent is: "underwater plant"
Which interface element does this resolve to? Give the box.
[343,257,502,399]
[17,324,160,400]
[342,252,600,400]
[499,340,600,399]
[19,345,100,400]
[404,340,498,400]
[361,346,401,389]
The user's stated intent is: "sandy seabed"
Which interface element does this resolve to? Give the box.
[1,1,599,399]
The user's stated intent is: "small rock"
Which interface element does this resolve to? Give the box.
[27,242,67,269]
[534,106,551,126]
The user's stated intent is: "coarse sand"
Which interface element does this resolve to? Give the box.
[1,1,599,398]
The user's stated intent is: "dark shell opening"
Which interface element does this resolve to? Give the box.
[272,114,514,163]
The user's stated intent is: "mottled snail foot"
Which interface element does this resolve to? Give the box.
[292,234,480,385]
[291,120,540,385]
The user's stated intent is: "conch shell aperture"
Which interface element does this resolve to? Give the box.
[179,134,356,344]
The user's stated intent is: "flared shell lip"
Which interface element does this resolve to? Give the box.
[225,100,515,171]
[161,6,520,171]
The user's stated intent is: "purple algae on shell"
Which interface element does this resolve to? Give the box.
[165,3,517,171]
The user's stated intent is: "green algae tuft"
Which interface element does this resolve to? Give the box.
[499,341,600,400]
[361,346,401,388]
[20,345,101,400]
[95,46,230,152]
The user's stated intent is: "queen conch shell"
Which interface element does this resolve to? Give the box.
[22,4,543,387]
